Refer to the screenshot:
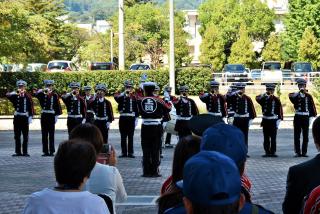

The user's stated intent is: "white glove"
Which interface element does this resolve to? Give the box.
[162,122,167,130]
[228,117,234,125]
[10,91,17,95]
[276,119,281,128]
[55,116,58,124]
[37,89,43,94]
[135,118,138,128]
[249,119,253,127]
[28,117,33,124]
[106,122,110,129]
[309,117,315,125]
[82,119,86,124]
[223,117,227,124]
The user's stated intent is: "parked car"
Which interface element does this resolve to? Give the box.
[290,62,313,83]
[26,63,47,72]
[222,64,251,83]
[47,60,77,72]
[250,69,261,81]
[89,62,116,71]
[261,61,283,84]
[129,63,152,70]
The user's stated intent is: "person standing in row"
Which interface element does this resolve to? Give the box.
[163,86,175,148]
[256,84,283,157]
[199,80,227,121]
[225,84,237,124]
[137,82,171,177]
[230,83,256,150]
[83,86,95,124]
[172,86,199,139]
[90,84,114,144]
[6,80,34,157]
[289,79,317,157]
[61,82,86,135]
[114,80,138,158]
[33,80,62,156]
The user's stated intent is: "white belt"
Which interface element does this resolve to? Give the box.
[86,110,94,113]
[208,112,222,116]
[14,112,29,117]
[68,114,82,118]
[142,118,162,125]
[120,113,135,117]
[96,116,108,120]
[41,110,55,114]
[177,116,192,120]
[295,112,309,116]
[262,115,278,120]
[234,113,250,118]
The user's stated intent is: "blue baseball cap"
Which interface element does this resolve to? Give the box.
[201,123,247,166]
[177,151,241,206]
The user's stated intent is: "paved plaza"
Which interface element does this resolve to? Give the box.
[0,125,318,214]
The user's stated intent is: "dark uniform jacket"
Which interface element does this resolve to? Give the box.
[172,97,199,118]
[256,94,283,120]
[137,96,171,121]
[225,92,235,117]
[288,92,317,117]
[199,93,227,117]
[84,95,95,113]
[61,94,86,118]
[283,154,320,214]
[7,92,34,117]
[230,93,256,119]
[114,92,139,117]
[34,91,62,116]
[89,98,114,123]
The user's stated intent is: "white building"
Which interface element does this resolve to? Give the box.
[94,20,112,33]
[261,0,289,33]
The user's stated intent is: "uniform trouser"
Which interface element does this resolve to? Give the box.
[13,115,29,154]
[165,133,172,145]
[175,120,192,139]
[67,117,83,134]
[233,117,250,146]
[261,119,277,155]
[94,120,109,144]
[141,124,162,175]
[119,116,135,155]
[85,112,95,124]
[293,115,310,155]
[41,113,56,154]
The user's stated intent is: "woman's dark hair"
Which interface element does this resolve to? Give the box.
[54,140,97,189]
[172,135,201,183]
[69,123,104,153]
[312,116,320,145]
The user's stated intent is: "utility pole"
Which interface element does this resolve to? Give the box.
[169,0,175,94]
[110,28,113,62]
[119,0,125,70]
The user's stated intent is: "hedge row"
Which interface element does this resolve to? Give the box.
[0,68,213,96]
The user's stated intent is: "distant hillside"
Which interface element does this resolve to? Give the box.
[64,0,202,22]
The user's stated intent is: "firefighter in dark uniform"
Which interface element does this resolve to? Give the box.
[137,82,171,177]
[225,84,237,124]
[6,80,34,156]
[199,80,227,121]
[33,80,62,156]
[163,86,175,148]
[172,86,199,139]
[61,82,86,135]
[83,86,95,124]
[289,79,317,157]
[230,83,256,149]
[90,84,114,144]
[114,80,138,158]
[256,84,283,157]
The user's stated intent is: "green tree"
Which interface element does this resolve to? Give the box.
[198,0,274,58]
[262,33,282,61]
[228,25,255,67]
[298,27,320,69]
[200,24,226,71]
[282,0,320,60]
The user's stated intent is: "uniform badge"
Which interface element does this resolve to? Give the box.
[142,98,157,113]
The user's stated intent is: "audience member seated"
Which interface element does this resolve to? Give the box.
[22,140,110,214]
[302,185,320,214]
[175,150,245,214]
[157,135,200,213]
[200,123,274,213]
[283,116,320,214]
[70,123,127,213]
